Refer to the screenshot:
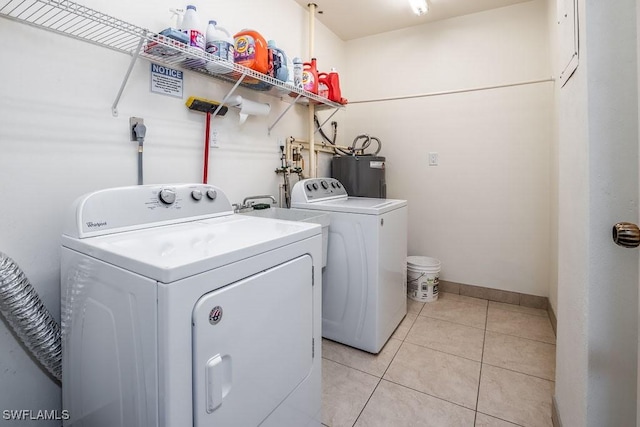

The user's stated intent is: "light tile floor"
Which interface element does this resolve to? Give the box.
[321,292,556,427]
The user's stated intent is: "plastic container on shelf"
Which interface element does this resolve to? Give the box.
[181,5,205,69]
[205,20,234,74]
[318,72,330,98]
[292,57,303,88]
[302,58,318,94]
[233,29,269,74]
[144,28,188,58]
[169,8,184,30]
[327,67,346,103]
[267,40,289,82]
[285,56,295,87]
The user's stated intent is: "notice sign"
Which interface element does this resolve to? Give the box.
[150,63,183,98]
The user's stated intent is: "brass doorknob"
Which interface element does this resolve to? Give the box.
[612,222,640,248]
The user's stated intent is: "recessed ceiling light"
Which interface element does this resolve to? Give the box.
[409,0,429,16]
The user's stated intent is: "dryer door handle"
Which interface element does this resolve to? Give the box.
[205,354,232,413]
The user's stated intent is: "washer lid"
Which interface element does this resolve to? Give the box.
[292,196,406,215]
[61,215,321,283]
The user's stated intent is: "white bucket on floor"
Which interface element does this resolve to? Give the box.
[407,256,441,303]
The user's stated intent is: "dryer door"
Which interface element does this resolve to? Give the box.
[192,255,314,426]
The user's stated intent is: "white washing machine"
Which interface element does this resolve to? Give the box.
[60,183,322,427]
[291,178,407,354]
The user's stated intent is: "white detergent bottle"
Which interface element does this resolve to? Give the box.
[205,20,234,74]
[285,56,295,87]
[293,57,303,89]
[182,5,205,68]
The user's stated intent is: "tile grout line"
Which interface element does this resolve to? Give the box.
[474,298,490,425]
[351,313,412,427]
[417,312,488,331]
[418,311,555,345]
[320,357,383,379]
[476,410,527,427]
[328,298,553,426]
[484,328,556,346]
[381,378,479,412]
[480,361,556,383]
[401,339,483,364]
[386,300,488,414]
[351,378,382,427]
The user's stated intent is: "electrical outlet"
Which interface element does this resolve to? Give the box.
[210,128,219,148]
[129,117,144,141]
[429,152,439,166]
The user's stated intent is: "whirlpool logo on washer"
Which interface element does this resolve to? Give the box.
[209,306,223,325]
[86,221,107,228]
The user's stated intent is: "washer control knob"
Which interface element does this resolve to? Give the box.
[336,182,342,188]
[331,182,336,188]
[159,189,176,205]
[321,180,328,189]
[191,190,203,201]
[206,189,217,200]
[312,183,319,190]
[306,183,313,191]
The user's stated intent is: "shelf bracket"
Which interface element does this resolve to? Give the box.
[213,74,246,119]
[313,107,340,135]
[112,32,146,117]
[268,94,303,135]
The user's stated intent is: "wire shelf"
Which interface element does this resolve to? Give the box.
[0,0,345,114]
[138,35,345,109]
[0,0,145,54]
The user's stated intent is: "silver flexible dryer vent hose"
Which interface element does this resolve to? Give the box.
[0,252,61,381]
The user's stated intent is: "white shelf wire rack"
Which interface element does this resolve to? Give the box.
[0,0,344,126]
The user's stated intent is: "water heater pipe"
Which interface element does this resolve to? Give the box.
[289,137,352,153]
[287,138,342,157]
[308,2,317,178]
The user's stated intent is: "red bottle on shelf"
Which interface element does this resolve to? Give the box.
[327,67,346,104]
[302,58,319,94]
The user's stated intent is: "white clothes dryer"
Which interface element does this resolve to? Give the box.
[291,178,407,354]
[60,183,322,427]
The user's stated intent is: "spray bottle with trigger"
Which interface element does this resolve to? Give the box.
[169,8,184,30]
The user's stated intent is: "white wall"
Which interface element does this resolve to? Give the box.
[554,0,639,424]
[344,0,554,296]
[0,0,345,421]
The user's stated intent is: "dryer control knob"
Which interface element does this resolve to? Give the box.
[159,189,176,205]
[206,189,217,200]
[321,180,328,189]
[312,183,318,190]
[191,190,203,201]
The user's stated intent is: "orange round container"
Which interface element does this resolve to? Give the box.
[233,29,269,74]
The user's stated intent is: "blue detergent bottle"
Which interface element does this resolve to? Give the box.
[267,40,289,82]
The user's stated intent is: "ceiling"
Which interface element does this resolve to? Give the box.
[293,0,532,41]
